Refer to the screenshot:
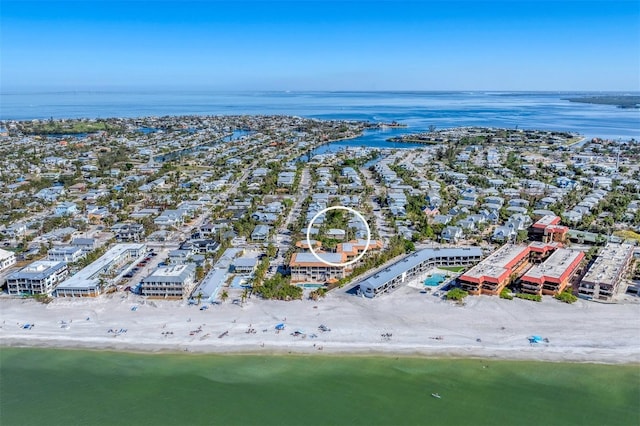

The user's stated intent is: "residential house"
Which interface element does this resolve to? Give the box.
[457,218,477,231]
[492,225,517,242]
[232,257,259,274]
[441,226,464,243]
[508,199,529,208]
[506,214,532,231]
[48,246,85,263]
[71,237,97,252]
[180,239,219,255]
[54,202,78,217]
[432,215,452,225]
[169,249,192,264]
[2,223,27,238]
[251,212,278,224]
[87,205,110,223]
[326,229,346,240]
[277,171,296,187]
[154,209,188,228]
[111,223,145,242]
[251,225,270,241]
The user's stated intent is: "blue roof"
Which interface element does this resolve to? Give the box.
[358,247,482,292]
[7,260,67,281]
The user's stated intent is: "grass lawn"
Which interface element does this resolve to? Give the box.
[614,230,640,243]
[439,266,466,273]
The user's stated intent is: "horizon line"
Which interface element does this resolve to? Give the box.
[2,89,640,95]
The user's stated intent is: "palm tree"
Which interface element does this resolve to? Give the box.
[220,290,229,303]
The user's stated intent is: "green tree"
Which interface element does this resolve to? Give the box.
[445,288,468,301]
[499,288,513,300]
[516,230,529,243]
[555,290,577,304]
[195,266,205,282]
[266,243,277,258]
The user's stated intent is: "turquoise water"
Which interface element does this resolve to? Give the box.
[424,273,446,286]
[298,283,324,288]
[230,276,250,288]
[1,348,638,426]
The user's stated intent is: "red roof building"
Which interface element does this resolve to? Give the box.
[520,248,585,295]
[531,215,569,243]
[459,242,562,295]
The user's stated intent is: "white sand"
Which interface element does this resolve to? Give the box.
[2,287,639,364]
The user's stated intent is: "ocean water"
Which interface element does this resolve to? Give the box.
[1,91,638,140]
[1,348,638,426]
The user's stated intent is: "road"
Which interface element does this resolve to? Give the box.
[360,165,393,245]
[269,165,311,276]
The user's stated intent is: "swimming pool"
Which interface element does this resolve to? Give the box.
[230,276,251,289]
[297,283,324,289]
[424,274,446,286]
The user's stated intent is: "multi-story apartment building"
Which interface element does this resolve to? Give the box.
[520,248,584,295]
[359,247,483,298]
[459,242,560,295]
[6,260,68,295]
[141,264,197,299]
[0,248,16,272]
[579,243,634,301]
[290,252,349,283]
[56,243,146,297]
[289,239,385,284]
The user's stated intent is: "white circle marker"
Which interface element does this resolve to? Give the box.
[306,205,371,268]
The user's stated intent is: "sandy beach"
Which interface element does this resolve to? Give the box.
[2,287,639,364]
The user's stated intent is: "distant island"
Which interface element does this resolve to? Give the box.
[564,95,640,109]
[387,127,582,146]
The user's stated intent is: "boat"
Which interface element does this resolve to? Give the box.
[431,393,441,399]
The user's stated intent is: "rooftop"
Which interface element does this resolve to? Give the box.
[143,264,196,283]
[7,260,66,280]
[581,243,634,286]
[290,252,347,267]
[359,247,482,291]
[521,249,584,284]
[233,257,259,267]
[460,244,530,281]
[533,214,561,229]
[57,243,146,290]
[0,248,15,261]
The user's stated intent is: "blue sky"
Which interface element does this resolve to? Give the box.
[1,0,639,91]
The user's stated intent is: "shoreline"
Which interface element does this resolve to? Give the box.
[2,288,639,365]
[2,338,639,365]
